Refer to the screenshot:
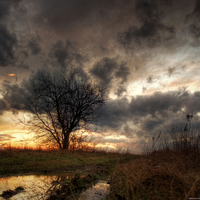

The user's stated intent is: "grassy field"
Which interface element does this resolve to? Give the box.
[0,148,140,176]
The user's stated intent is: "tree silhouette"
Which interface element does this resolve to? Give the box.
[24,69,106,150]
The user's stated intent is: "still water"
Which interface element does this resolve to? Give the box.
[0,173,109,200]
[79,180,109,200]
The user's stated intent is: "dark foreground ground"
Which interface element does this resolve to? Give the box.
[0,148,139,199]
[1,148,200,199]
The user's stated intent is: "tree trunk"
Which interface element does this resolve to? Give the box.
[59,143,62,151]
[62,133,69,150]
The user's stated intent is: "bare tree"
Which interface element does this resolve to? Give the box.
[23,69,106,150]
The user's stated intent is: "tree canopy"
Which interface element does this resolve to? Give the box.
[24,69,106,150]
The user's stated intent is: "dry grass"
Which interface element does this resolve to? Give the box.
[108,117,200,200]
[108,149,200,200]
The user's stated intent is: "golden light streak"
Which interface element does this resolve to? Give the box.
[8,74,15,77]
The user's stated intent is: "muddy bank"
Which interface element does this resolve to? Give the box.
[48,167,111,200]
[0,187,24,199]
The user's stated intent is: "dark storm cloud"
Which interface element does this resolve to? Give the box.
[28,38,41,55]
[141,118,160,131]
[0,24,17,67]
[102,90,191,131]
[191,0,200,16]
[0,0,21,21]
[0,99,7,115]
[117,0,175,48]
[115,62,130,83]
[3,82,28,111]
[49,40,85,68]
[90,58,130,89]
[128,90,187,117]
[36,0,98,28]
[0,2,10,20]
[13,31,42,66]
[31,0,197,58]
[35,0,121,32]
[90,57,118,87]
[118,23,158,48]
[123,124,135,138]
[114,84,127,97]
[0,0,21,67]
[188,23,200,46]
[97,97,131,129]
[97,88,200,136]
[185,0,200,46]
[189,23,200,37]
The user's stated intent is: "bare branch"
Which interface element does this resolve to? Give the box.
[20,68,106,150]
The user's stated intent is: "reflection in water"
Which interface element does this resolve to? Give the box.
[79,180,109,200]
[0,173,76,200]
[0,174,110,200]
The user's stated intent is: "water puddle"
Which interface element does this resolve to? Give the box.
[0,173,77,200]
[0,174,110,200]
[79,180,109,200]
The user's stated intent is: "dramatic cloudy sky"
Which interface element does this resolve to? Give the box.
[0,0,200,153]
